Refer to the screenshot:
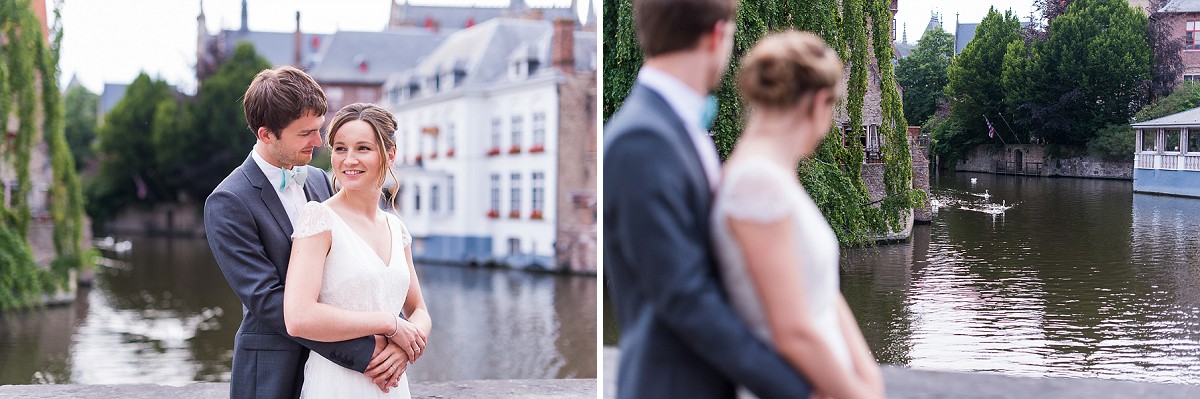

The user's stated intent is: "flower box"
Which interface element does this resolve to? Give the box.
[487,147,500,156]
[508,145,521,154]
[487,209,499,218]
[529,144,545,153]
[508,210,521,219]
[447,149,455,157]
[430,152,438,159]
[530,210,543,220]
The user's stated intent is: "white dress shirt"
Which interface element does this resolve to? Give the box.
[637,66,722,191]
[252,148,307,227]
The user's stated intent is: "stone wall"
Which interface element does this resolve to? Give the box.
[910,128,932,223]
[105,202,205,237]
[954,144,1132,179]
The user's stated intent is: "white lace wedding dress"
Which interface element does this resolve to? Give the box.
[710,158,852,381]
[292,201,413,399]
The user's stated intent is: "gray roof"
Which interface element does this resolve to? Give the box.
[307,29,446,84]
[216,30,329,69]
[954,20,1031,55]
[99,83,128,116]
[405,18,593,88]
[1132,107,1200,128]
[1159,0,1200,13]
[391,2,580,31]
[954,23,978,55]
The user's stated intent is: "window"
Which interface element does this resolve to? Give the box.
[508,237,520,255]
[510,173,521,217]
[446,122,456,155]
[1188,21,1200,50]
[431,185,440,212]
[1189,129,1200,153]
[489,174,500,215]
[1142,130,1158,152]
[398,184,405,212]
[532,112,546,151]
[414,185,422,212]
[1166,129,1182,152]
[490,118,502,155]
[327,87,345,103]
[1186,74,1200,85]
[531,172,544,219]
[510,115,524,152]
[447,176,455,212]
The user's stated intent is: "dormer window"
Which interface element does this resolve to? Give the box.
[509,60,526,79]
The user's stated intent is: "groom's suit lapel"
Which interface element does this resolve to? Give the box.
[239,155,294,238]
[633,84,713,208]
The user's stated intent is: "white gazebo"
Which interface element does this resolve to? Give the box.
[1131,106,1200,197]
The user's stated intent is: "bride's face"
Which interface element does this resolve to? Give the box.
[330,120,394,192]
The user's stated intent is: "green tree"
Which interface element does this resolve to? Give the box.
[1134,82,1200,122]
[940,8,1022,161]
[1039,0,1150,144]
[87,73,176,223]
[64,84,99,170]
[164,42,270,202]
[896,25,953,126]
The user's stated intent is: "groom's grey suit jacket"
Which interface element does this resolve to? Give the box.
[205,154,375,399]
[604,83,813,399]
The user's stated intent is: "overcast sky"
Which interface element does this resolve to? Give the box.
[54,0,594,95]
[53,0,1070,96]
[893,0,1038,44]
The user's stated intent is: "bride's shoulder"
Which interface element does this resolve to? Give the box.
[386,212,413,248]
[293,201,333,239]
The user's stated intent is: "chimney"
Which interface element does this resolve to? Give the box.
[294,11,302,67]
[552,18,575,75]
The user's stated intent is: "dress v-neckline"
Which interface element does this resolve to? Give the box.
[320,202,394,267]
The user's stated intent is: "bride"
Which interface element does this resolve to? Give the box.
[283,103,431,398]
[711,31,884,399]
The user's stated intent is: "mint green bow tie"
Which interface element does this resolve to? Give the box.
[279,166,308,191]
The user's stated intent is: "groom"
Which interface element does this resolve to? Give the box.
[603,0,812,398]
[205,66,407,399]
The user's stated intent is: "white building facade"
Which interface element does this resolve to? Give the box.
[382,19,592,269]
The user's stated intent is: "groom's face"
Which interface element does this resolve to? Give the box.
[264,111,326,169]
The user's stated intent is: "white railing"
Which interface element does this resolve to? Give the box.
[1136,153,1156,169]
[1136,153,1200,171]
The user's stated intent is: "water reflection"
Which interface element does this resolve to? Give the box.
[0,237,596,385]
[842,173,1200,383]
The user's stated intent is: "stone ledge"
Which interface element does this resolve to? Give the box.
[0,379,596,399]
[604,348,1200,399]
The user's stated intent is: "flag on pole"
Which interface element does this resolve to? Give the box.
[985,116,997,139]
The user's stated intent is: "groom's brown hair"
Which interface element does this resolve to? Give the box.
[634,0,738,57]
[243,66,328,139]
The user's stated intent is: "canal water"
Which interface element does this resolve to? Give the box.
[0,238,596,385]
[605,172,1200,384]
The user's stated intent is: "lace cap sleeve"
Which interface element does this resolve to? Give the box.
[719,159,796,223]
[392,215,413,248]
[292,201,331,239]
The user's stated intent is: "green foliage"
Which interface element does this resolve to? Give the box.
[941,8,1022,162]
[896,25,953,126]
[166,42,269,201]
[0,0,81,309]
[37,4,87,275]
[1134,83,1200,122]
[602,0,918,245]
[87,73,176,223]
[1002,0,1151,148]
[64,84,99,169]
[1087,124,1135,160]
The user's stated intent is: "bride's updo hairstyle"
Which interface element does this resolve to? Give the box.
[737,30,843,110]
